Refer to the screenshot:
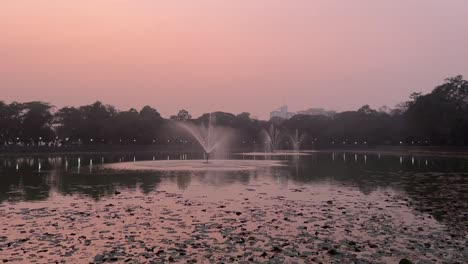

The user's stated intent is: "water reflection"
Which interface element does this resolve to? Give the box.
[0,152,467,234]
[0,153,467,201]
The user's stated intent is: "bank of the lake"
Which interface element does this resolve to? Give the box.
[2,145,468,158]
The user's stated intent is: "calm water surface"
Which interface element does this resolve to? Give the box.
[0,152,467,263]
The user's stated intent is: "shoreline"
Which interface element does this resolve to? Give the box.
[319,147,468,159]
[1,146,468,158]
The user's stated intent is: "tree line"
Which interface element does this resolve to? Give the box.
[1,76,467,149]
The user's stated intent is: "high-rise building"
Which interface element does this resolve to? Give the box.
[270,105,295,119]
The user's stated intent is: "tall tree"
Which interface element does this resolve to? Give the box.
[20,101,55,144]
[404,75,468,145]
[170,109,192,121]
[0,102,22,144]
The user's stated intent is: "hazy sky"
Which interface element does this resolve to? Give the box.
[1,1,467,119]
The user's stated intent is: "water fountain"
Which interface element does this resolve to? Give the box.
[286,129,305,153]
[261,124,282,153]
[238,126,310,157]
[177,113,231,162]
[104,113,288,171]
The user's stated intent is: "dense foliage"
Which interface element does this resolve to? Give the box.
[1,76,468,148]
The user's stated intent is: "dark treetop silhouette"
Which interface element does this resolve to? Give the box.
[1,76,468,150]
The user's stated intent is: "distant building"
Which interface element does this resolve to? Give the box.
[297,108,335,117]
[270,106,335,120]
[270,105,295,119]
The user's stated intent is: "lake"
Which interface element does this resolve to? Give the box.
[0,152,467,263]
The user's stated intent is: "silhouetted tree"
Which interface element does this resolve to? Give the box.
[404,75,468,145]
[55,106,83,142]
[19,102,55,144]
[54,101,116,144]
[0,102,23,144]
[2,75,468,149]
[137,106,164,144]
[234,112,263,144]
[170,109,192,121]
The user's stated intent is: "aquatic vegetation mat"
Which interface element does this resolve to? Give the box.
[0,172,466,263]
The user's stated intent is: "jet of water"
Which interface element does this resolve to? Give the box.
[177,113,232,158]
[261,124,283,153]
[287,129,306,153]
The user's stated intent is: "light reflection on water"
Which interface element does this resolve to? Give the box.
[0,152,467,200]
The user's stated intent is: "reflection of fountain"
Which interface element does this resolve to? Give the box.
[177,113,232,162]
[261,125,282,153]
[287,129,305,153]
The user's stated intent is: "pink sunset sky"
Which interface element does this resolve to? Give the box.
[1,1,467,119]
